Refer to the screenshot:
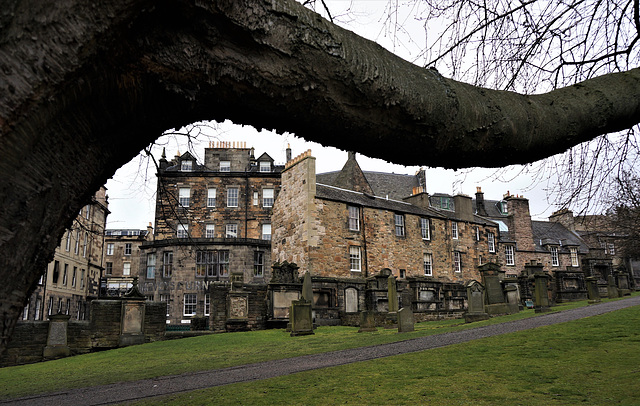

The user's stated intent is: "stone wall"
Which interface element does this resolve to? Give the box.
[0,299,166,367]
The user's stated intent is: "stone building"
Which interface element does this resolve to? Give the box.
[271,151,500,320]
[22,187,109,321]
[472,188,590,278]
[101,225,153,296]
[139,142,283,326]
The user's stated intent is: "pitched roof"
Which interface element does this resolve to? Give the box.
[531,221,589,253]
[316,171,419,200]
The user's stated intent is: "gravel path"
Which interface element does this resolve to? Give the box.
[5,295,640,406]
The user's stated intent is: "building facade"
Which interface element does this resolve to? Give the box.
[271,151,500,318]
[101,225,153,296]
[139,142,283,325]
[22,187,109,321]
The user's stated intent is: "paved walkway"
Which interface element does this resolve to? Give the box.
[5,295,640,405]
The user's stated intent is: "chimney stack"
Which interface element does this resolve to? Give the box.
[476,187,487,216]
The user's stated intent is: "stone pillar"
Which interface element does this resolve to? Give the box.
[586,276,601,303]
[533,272,552,313]
[43,314,71,360]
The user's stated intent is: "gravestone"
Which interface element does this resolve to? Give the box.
[302,271,313,302]
[480,263,509,315]
[586,276,601,303]
[289,299,314,336]
[616,271,631,296]
[397,307,415,333]
[357,310,378,332]
[120,277,146,346]
[607,275,620,298]
[345,287,359,313]
[504,284,520,314]
[387,274,398,313]
[533,271,552,313]
[43,314,71,359]
[464,280,489,323]
[227,272,250,331]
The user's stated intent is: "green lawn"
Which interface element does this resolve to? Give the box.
[0,295,637,403]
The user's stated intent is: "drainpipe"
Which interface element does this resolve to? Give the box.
[361,206,368,278]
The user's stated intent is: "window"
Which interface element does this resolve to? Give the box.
[106,243,114,255]
[220,160,230,172]
[204,294,210,316]
[608,243,615,256]
[454,251,462,273]
[71,267,77,287]
[262,188,274,207]
[35,297,41,320]
[423,253,433,276]
[123,262,131,276]
[348,206,360,231]
[80,269,85,288]
[160,294,170,316]
[349,246,361,271]
[62,264,68,285]
[65,299,70,315]
[85,205,90,219]
[83,233,88,257]
[505,245,515,266]
[163,251,173,277]
[57,298,63,314]
[479,255,484,266]
[124,243,132,255]
[179,187,190,207]
[22,302,29,320]
[65,232,71,251]
[436,196,452,210]
[253,192,259,206]
[52,261,60,284]
[105,262,113,275]
[207,188,216,208]
[181,160,192,171]
[550,246,559,266]
[259,161,270,172]
[499,201,508,214]
[74,230,80,254]
[196,250,230,278]
[146,253,156,278]
[262,224,271,240]
[601,241,608,254]
[570,247,579,267]
[475,227,480,241]
[184,294,197,316]
[394,214,405,237]
[227,187,239,207]
[226,224,238,238]
[488,232,495,253]
[451,222,458,239]
[420,218,430,240]
[177,224,188,238]
[254,251,264,277]
[47,297,53,316]
[206,224,215,238]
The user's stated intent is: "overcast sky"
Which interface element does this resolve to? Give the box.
[104,1,561,230]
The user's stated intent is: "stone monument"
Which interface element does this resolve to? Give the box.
[43,313,71,359]
[120,277,146,346]
[533,271,552,313]
[397,307,415,333]
[586,276,601,303]
[464,280,489,323]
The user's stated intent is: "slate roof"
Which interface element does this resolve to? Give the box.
[316,171,420,200]
[531,221,590,253]
[316,183,445,219]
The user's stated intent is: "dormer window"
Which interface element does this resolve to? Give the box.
[220,161,230,172]
[181,160,193,171]
[499,201,508,215]
[259,161,271,172]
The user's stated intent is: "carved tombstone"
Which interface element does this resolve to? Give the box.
[464,280,489,323]
[397,307,415,333]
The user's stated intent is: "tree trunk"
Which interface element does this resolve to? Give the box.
[1,0,639,352]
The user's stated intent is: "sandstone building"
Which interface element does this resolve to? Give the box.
[102,225,153,296]
[22,187,109,321]
[139,142,283,326]
[271,151,501,319]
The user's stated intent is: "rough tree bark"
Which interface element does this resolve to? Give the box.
[0,0,639,352]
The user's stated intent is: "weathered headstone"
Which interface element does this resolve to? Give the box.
[302,271,313,302]
[464,280,490,323]
[607,274,620,298]
[43,314,71,359]
[397,307,415,333]
[387,274,398,313]
[357,310,378,332]
[479,263,509,315]
[504,284,520,314]
[586,276,601,303]
[533,271,552,313]
[616,271,631,296]
[120,277,146,346]
[289,299,314,336]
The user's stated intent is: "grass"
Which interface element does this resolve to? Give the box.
[0,294,637,402]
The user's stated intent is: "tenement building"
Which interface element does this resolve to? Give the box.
[22,187,109,321]
[271,151,500,321]
[101,225,153,296]
[139,142,283,326]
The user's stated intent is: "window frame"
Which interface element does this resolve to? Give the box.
[106,243,114,255]
[124,243,132,256]
[570,247,579,267]
[394,214,405,237]
[349,246,362,272]
[177,223,188,239]
[178,187,190,207]
[423,253,433,276]
[254,251,264,277]
[550,246,559,266]
[181,160,193,171]
[259,161,271,172]
[262,188,274,208]
[205,224,215,239]
[261,223,271,241]
[146,253,156,279]
[451,221,458,239]
[220,160,230,172]
[505,245,515,266]
[227,187,239,207]
[123,262,131,276]
[163,251,173,277]
[226,224,238,238]
[454,251,462,273]
[348,206,360,231]
[207,188,217,208]
[488,232,495,253]
[420,218,430,240]
[183,293,197,316]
